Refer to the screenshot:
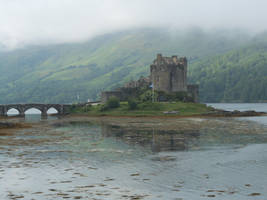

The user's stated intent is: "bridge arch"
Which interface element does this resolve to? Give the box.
[47,107,59,115]
[24,108,42,115]
[7,108,20,116]
[24,105,48,116]
[47,105,64,115]
[6,106,24,116]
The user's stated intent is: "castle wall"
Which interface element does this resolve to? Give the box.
[151,66,172,92]
[187,84,199,103]
[150,54,187,93]
[171,65,187,92]
[124,76,150,89]
[101,88,140,103]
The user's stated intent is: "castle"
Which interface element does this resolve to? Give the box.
[101,54,198,102]
[151,54,188,93]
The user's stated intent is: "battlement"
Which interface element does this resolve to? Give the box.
[153,54,187,66]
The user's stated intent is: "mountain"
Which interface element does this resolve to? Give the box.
[189,37,267,102]
[0,28,257,103]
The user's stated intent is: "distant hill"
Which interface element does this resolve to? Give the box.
[189,39,267,102]
[0,28,260,103]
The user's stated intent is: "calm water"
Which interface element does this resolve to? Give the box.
[0,104,267,199]
[208,103,267,112]
[209,103,267,126]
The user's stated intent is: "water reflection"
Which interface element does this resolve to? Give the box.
[56,120,267,154]
[24,114,59,122]
[1,117,267,200]
[101,124,200,152]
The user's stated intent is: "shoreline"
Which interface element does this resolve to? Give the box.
[55,113,267,135]
[0,121,32,136]
[69,101,267,119]
[1,110,267,137]
[1,110,266,121]
[67,110,267,119]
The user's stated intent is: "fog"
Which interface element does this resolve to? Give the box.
[0,0,267,49]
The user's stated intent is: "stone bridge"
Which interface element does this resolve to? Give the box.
[0,104,72,117]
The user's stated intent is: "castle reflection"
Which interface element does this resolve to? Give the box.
[101,124,200,152]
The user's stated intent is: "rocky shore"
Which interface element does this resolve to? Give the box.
[0,121,31,136]
[0,122,18,129]
[203,109,267,117]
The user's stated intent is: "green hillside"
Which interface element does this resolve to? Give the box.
[0,28,259,103]
[189,41,267,102]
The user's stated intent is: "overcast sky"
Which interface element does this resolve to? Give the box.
[1,0,267,49]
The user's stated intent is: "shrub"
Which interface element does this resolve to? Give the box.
[106,96,120,109]
[140,90,155,102]
[99,104,108,112]
[157,91,194,102]
[69,104,83,113]
[82,104,92,112]
[128,99,138,110]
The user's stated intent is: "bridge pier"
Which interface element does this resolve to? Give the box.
[18,106,25,117]
[19,113,25,117]
[41,107,48,117]
[0,106,6,117]
[58,105,65,115]
[1,106,7,117]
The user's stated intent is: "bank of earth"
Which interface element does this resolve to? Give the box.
[69,102,266,118]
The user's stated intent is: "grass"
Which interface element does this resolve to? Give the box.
[70,101,214,117]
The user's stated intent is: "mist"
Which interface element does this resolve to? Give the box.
[1,0,267,49]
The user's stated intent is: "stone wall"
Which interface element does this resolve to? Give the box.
[101,88,142,103]
[187,84,199,103]
[124,76,150,89]
[150,54,187,93]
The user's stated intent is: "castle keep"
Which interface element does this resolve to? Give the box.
[101,54,199,102]
[151,54,187,93]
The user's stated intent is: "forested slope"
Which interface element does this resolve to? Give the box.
[189,41,267,102]
[0,28,261,103]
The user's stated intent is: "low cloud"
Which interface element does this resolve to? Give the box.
[0,0,267,49]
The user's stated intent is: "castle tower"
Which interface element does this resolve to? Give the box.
[150,54,187,93]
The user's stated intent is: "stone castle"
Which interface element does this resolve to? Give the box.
[151,54,188,93]
[101,54,198,102]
